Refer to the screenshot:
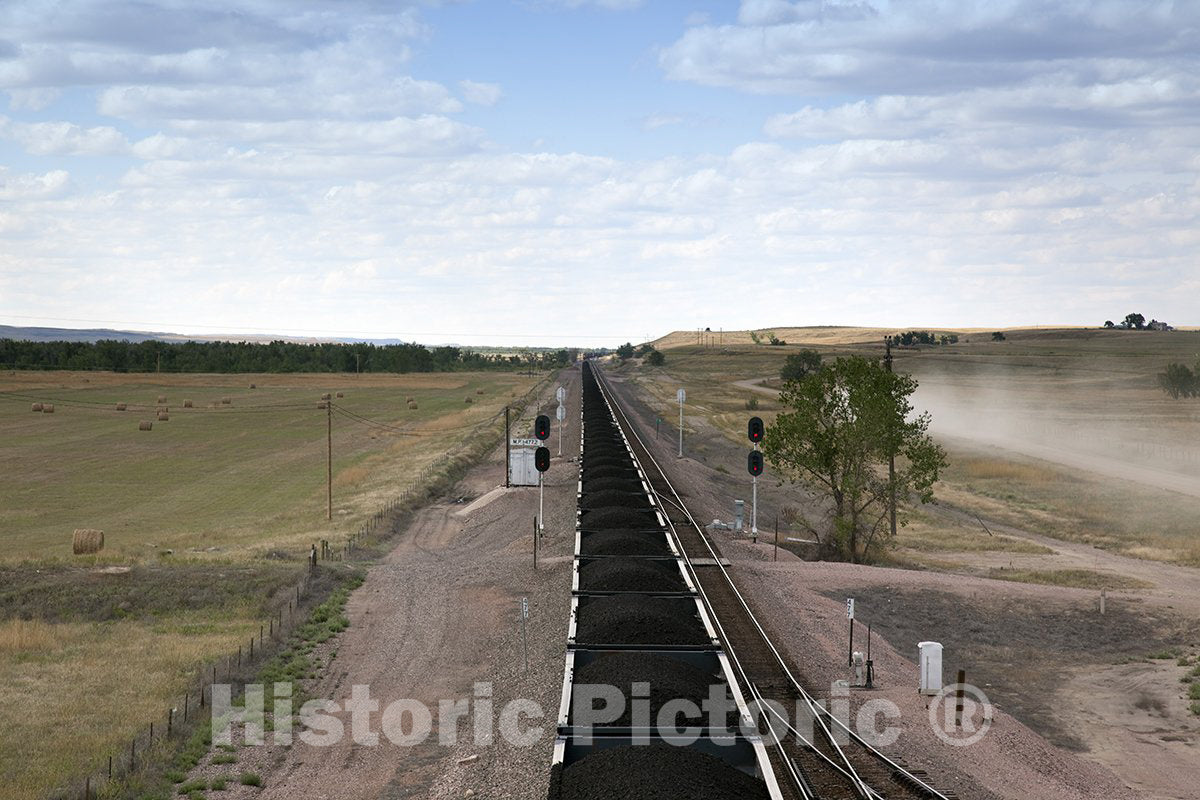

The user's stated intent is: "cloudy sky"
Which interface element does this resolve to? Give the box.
[1,1,1196,346]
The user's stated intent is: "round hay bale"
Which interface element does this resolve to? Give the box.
[72,529,104,555]
[115,403,127,411]
[220,397,231,405]
[321,393,331,400]
[139,420,153,431]
[156,395,166,404]
[335,391,344,398]
[42,404,55,414]
[407,401,418,410]
[465,396,473,404]
[157,412,169,421]
[249,383,256,389]
[156,405,168,413]
[405,396,414,403]
[182,400,193,408]
[31,402,43,412]
[476,388,484,395]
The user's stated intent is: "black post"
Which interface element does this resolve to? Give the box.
[865,623,874,688]
[848,617,854,668]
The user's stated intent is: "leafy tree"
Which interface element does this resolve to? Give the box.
[615,342,635,360]
[764,356,947,563]
[749,330,762,345]
[646,349,665,366]
[1103,320,1115,329]
[1123,313,1146,330]
[780,349,822,382]
[1158,363,1199,399]
[768,333,787,346]
[991,332,1006,341]
[636,343,654,357]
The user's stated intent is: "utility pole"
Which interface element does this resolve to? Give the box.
[504,406,511,488]
[884,337,896,541]
[327,399,333,520]
[676,388,685,458]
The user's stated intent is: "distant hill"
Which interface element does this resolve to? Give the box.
[0,325,167,343]
[0,325,410,346]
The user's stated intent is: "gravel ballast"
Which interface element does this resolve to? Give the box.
[553,744,770,800]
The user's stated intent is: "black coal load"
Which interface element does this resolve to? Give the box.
[579,558,685,593]
[575,595,708,645]
[579,490,651,511]
[581,465,640,483]
[572,651,737,728]
[580,507,658,530]
[580,530,671,557]
[581,445,627,461]
[555,744,769,800]
[581,456,634,472]
[582,476,644,495]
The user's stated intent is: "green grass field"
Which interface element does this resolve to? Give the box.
[0,369,541,797]
[628,327,1200,567]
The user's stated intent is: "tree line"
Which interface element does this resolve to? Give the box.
[0,338,573,374]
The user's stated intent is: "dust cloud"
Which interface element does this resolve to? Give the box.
[909,363,1200,499]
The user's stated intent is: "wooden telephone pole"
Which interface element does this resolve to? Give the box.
[884,338,896,541]
[327,400,333,520]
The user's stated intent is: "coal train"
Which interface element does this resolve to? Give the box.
[547,361,783,800]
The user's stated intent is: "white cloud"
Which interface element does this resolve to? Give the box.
[0,117,130,156]
[459,80,502,107]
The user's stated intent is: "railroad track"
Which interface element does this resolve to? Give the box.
[592,364,956,800]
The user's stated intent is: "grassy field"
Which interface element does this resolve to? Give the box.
[0,370,539,561]
[625,327,1200,567]
[0,369,542,797]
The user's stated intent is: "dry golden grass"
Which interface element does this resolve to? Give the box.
[0,615,256,797]
[961,459,1057,483]
[0,619,66,654]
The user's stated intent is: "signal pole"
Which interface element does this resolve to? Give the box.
[884,338,896,541]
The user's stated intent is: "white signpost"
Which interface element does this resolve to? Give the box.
[676,388,686,458]
[556,403,566,456]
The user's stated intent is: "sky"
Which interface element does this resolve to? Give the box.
[0,0,1197,347]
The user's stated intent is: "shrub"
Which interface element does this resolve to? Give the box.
[241,772,263,786]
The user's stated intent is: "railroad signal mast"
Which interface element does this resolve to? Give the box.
[747,416,764,540]
[534,414,551,532]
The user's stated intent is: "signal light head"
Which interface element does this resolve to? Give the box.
[535,414,551,440]
[748,450,764,476]
[535,446,551,472]
[748,416,764,443]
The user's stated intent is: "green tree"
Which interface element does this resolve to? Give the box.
[764,356,947,563]
[780,349,822,382]
[646,349,665,366]
[1123,313,1146,330]
[991,332,1006,341]
[615,342,635,360]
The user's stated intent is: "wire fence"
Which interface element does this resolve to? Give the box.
[55,370,559,800]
